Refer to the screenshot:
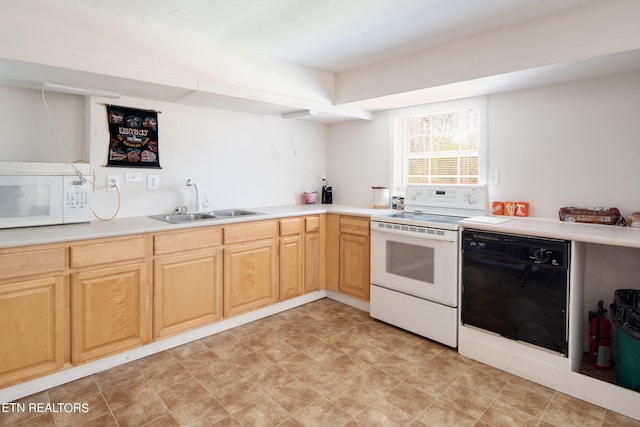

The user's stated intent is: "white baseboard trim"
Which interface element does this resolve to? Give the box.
[325,290,370,312]
[0,291,327,403]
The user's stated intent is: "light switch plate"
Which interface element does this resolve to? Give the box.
[488,170,500,185]
[125,172,143,183]
[147,174,159,190]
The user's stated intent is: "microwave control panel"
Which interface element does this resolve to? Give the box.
[63,175,92,222]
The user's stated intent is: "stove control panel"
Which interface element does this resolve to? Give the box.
[404,184,487,215]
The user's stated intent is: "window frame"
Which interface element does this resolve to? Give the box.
[389,97,488,194]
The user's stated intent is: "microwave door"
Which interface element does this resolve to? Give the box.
[0,176,64,228]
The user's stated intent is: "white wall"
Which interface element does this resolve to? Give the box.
[1,87,328,217]
[329,71,640,217]
[327,111,390,207]
[0,86,86,162]
[5,71,640,217]
[89,97,328,217]
[487,71,640,219]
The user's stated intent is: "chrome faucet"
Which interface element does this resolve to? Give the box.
[186,179,208,212]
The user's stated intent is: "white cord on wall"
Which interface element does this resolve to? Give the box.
[92,171,121,221]
[41,84,122,221]
[41,84,90,185]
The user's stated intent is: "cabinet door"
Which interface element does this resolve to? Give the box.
[325,214,340,291]
[305,232,320,293]
[71,263,150,363]
[280,235,304,300]
[224,240,278,317]
[154,250,223,338]
[339,234,371,300]
[0,277,64,387]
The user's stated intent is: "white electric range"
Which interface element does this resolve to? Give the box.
[369,184,487,347]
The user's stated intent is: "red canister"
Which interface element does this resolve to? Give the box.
[491,201,504,215]
[515,202,529,217]
[588,300,611,370]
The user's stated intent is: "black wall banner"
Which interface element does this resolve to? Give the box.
[106,105,160,168]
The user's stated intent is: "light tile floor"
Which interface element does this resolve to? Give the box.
[2,298,639,426]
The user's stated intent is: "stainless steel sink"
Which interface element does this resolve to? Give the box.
[150,212,218,223]
[210,209,261,217]
[150,209,263,223]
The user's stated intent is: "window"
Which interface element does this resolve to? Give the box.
[392,98,486,192]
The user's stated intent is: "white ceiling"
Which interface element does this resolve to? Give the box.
[67,0,598,74]
[4,0,639,122]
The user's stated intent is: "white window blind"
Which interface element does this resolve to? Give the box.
[397,106,480,186]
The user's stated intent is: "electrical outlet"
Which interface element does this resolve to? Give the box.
[147,174,159,190]
[488,170,500,185]
[107,174,120,192]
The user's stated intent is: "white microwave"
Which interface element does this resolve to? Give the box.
[0,161,93,229]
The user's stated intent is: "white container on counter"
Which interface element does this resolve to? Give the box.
[372,186,390,208]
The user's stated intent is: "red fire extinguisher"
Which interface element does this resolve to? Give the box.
[588,300,611,370]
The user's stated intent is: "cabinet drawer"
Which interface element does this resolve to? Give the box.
[339,216,370,236]
[70,237,147,268]
[224,220,277,245]
[279,217,304,236]
[0,247,65,281]
[305,216,320,233]
[154,226,222,255]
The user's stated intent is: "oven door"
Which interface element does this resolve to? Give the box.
[370,221,459,306]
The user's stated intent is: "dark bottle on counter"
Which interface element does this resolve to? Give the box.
[322,179,333,204]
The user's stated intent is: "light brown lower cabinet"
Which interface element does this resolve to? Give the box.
[279,217,304,301]
[339,233,370,299]
[304,216,321,293]
[0,276,64,387]
[71,262,150,364]
[279,234,304,300]
[325,214,371,299]
[153,249,223,338]
[338,216,370,300]
[1,214,329,388]
[223,240,278,317]
[279,215,322,298]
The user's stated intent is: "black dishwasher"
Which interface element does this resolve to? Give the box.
[461,229,570,356]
